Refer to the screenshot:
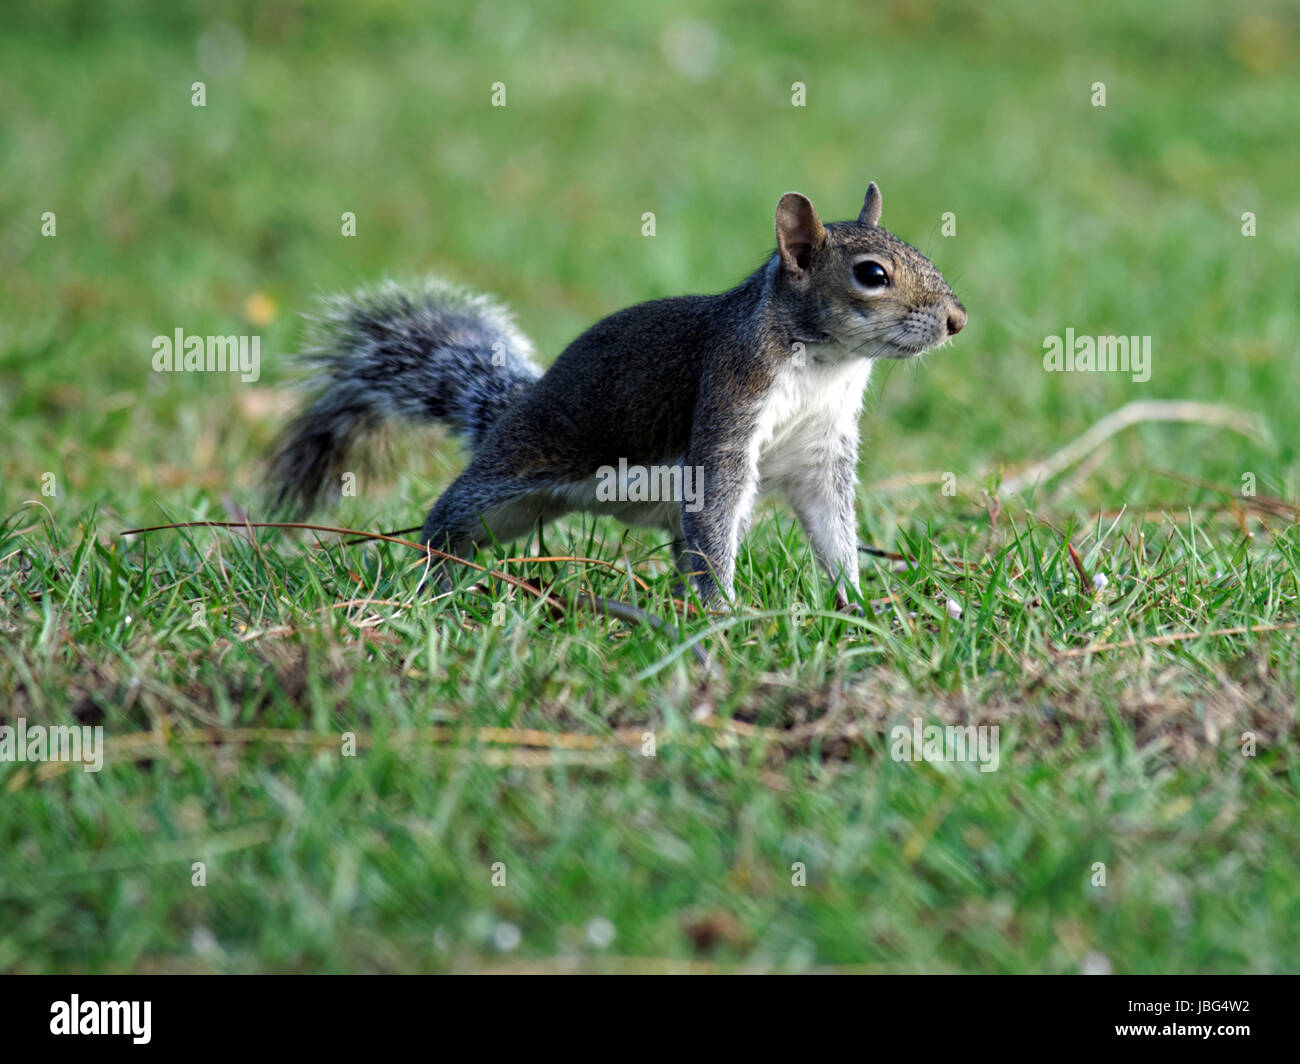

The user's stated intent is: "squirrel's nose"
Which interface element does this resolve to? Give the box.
[946,305,967,336]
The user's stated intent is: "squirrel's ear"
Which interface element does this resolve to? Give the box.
[859,182,883,227]
[775,192,827,277]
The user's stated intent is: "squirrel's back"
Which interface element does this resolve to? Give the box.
[266,268,776,513]
[480,281,767,480]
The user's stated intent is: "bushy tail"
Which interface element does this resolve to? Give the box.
[264,278,542,518]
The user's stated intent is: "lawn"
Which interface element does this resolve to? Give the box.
[1,0,1297,973]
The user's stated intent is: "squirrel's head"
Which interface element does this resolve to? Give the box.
[773,183,965,359]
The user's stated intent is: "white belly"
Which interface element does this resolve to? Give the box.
[754,351,872,488]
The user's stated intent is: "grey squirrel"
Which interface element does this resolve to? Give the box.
[266,183,965,606]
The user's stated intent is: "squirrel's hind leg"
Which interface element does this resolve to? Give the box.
[419,475,565,590]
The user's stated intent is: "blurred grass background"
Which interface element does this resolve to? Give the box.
[3,0,1297,512]
[1,0,1298,973]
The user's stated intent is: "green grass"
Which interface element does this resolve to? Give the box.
[1,0,1298,973]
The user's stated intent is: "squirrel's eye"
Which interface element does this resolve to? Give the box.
[854,261,890,289]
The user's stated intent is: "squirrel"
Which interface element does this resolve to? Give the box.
[265,183,965,607]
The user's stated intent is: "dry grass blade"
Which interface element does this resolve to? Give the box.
[5,719,772,787]
[1001,401,1265,495]
[1057,621,1300,657]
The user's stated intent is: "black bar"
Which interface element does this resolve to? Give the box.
[2,974,1293,1051]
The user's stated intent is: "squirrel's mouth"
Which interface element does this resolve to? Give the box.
[843,316,947,360]
[879,340,929,359]
[867,336,940,360]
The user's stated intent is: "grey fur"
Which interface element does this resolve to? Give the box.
[265,279,541,517]
[265,186,965,606]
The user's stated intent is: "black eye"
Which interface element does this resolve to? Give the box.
[854,261,890,289]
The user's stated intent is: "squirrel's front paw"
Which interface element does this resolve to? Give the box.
[689,572,737,613]
[833,588,865,617]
